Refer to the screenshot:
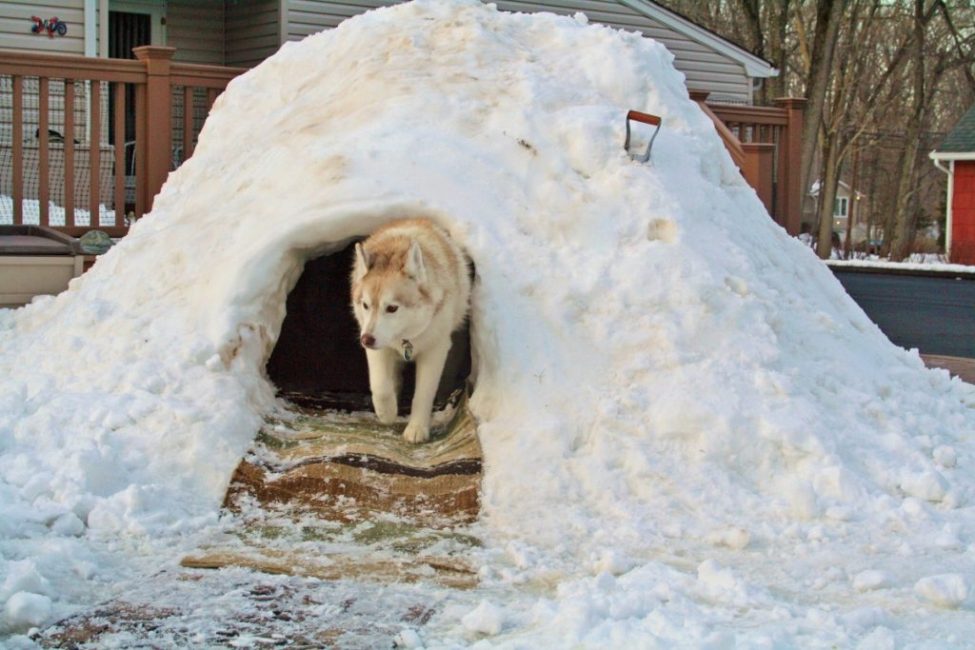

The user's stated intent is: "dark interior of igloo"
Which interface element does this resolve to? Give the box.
[266,241,472,412]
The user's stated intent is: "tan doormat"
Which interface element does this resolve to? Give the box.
[181,393,483,589]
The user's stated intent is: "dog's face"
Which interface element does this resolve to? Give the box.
[351,241,435,351]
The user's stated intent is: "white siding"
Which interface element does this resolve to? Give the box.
[286,0,398,39]
[0,1,87,55]
[168,0,225,65]
[226,0,280,68]
[496,0,751,102]
[0,1,99,147]
[284,0,752,103]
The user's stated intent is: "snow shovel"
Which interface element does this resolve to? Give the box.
[624,110,662,163]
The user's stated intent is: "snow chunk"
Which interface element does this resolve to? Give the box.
[462,599,505,636]
[914,574,968,608]
[696,560,753,606]
[705,527,750,550]
[394,628,424,648]
[900,470,949,502]
[50,512,85,537]
[589,549,635,575]
[856,626,896,650]
[0,561,50,602]
[3,592,52,631]
[852,570,889,592]
[933,445,957,468]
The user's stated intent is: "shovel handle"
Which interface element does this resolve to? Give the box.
[624,110,663,163]
[626,110,662,127]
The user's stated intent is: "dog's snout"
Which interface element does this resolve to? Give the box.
[360,333,376,348]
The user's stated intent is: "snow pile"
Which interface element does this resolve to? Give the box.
[3,0,975,644]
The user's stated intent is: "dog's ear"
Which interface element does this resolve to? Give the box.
[404,240,426,282]
[353,242,372,280]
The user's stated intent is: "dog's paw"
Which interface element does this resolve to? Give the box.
[403,420,430,444]
[373,392,398,424]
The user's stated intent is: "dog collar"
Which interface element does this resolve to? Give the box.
[401,339,414,362]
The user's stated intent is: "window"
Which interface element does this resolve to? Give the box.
[833,197,848,218]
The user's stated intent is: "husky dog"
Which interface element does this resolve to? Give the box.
[351,218,471,443]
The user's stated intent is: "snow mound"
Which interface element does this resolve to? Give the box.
[3,0,975,643]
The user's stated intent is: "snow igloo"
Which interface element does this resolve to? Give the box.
[4,0,975,644]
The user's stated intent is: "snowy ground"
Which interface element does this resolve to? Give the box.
[3,1,975,647]
[0,196,119,229]
[827,257,975,276]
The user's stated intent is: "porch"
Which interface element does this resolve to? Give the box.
[0,46,242,237]
[0,49,803,240]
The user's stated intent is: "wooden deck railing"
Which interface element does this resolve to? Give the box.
[0,47,244,237]
[692,91,806,236]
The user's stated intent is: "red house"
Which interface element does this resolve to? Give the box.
[931,104,975,265]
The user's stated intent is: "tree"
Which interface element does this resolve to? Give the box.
[887,0,975,260]
[797,0,845,241]
[657,0,975,259]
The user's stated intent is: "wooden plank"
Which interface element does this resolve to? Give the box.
[169,73,241,89]
[63,79,75,228]
[38,77,49,227]
[114,81,125,228]
[0,49,146,84]
[182,86,193,161]
[134,83,146,219]
[709,104,789,126]
[88,80,101,225]
[169,63,244,89]
[12,75,23,225]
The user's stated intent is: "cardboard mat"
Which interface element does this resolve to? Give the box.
[36,397,484,647]
[180,392,483,589]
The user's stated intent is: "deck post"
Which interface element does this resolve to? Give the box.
[775,97,806,236]
[133,46,176,212]
[742,143,775,214]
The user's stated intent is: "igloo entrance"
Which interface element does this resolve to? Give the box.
[265,240,472,413]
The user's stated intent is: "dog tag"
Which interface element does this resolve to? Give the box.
[402,339,414,362]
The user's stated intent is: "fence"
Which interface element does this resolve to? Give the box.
[0,47,244,237]
[692,91,805,236]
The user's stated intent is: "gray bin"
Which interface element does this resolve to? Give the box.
[0,225,83,308]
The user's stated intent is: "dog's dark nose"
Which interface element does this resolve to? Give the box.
[360,334,376,348]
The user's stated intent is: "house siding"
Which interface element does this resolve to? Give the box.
[168,0,225,65]
[226,0,280,68]
[284,0,752,103]
[952,161,975,265]
[0,1,87,55]
[496,0,751,103]
[0,2,98,148]
[286,0,398,38]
